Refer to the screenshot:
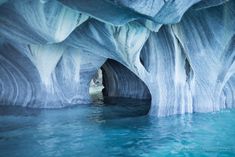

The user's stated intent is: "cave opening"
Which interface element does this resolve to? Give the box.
[89,68,104,103]
[89,59,152,117]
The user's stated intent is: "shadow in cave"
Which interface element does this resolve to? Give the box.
[89,59,151,119]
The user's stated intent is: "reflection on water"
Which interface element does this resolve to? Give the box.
[0,99,235,157]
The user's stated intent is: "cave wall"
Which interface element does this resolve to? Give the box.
[102,59,151,100]
[0,43,106,107]
[0,0,234,116]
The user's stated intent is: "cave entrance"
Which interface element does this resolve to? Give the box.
[89,68,104,103]
[89,59,151,116]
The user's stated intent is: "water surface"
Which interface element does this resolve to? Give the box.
[0,100,235,157]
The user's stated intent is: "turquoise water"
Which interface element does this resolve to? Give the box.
[0,100,235,157]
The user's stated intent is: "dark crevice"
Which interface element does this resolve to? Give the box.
[172,29,194,83]
[140,44,151,73]
[185,57,194,82]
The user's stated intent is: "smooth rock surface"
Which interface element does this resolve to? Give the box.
[0,0,234,116]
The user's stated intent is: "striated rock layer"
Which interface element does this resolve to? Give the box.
[0,0,234,116]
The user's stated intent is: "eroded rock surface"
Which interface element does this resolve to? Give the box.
[0,0,234,116]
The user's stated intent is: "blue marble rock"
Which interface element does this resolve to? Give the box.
[0,0,234,116]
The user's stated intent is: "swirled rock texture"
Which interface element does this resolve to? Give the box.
[0,0,234,116]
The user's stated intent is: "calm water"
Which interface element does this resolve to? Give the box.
[0,99,235,157]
